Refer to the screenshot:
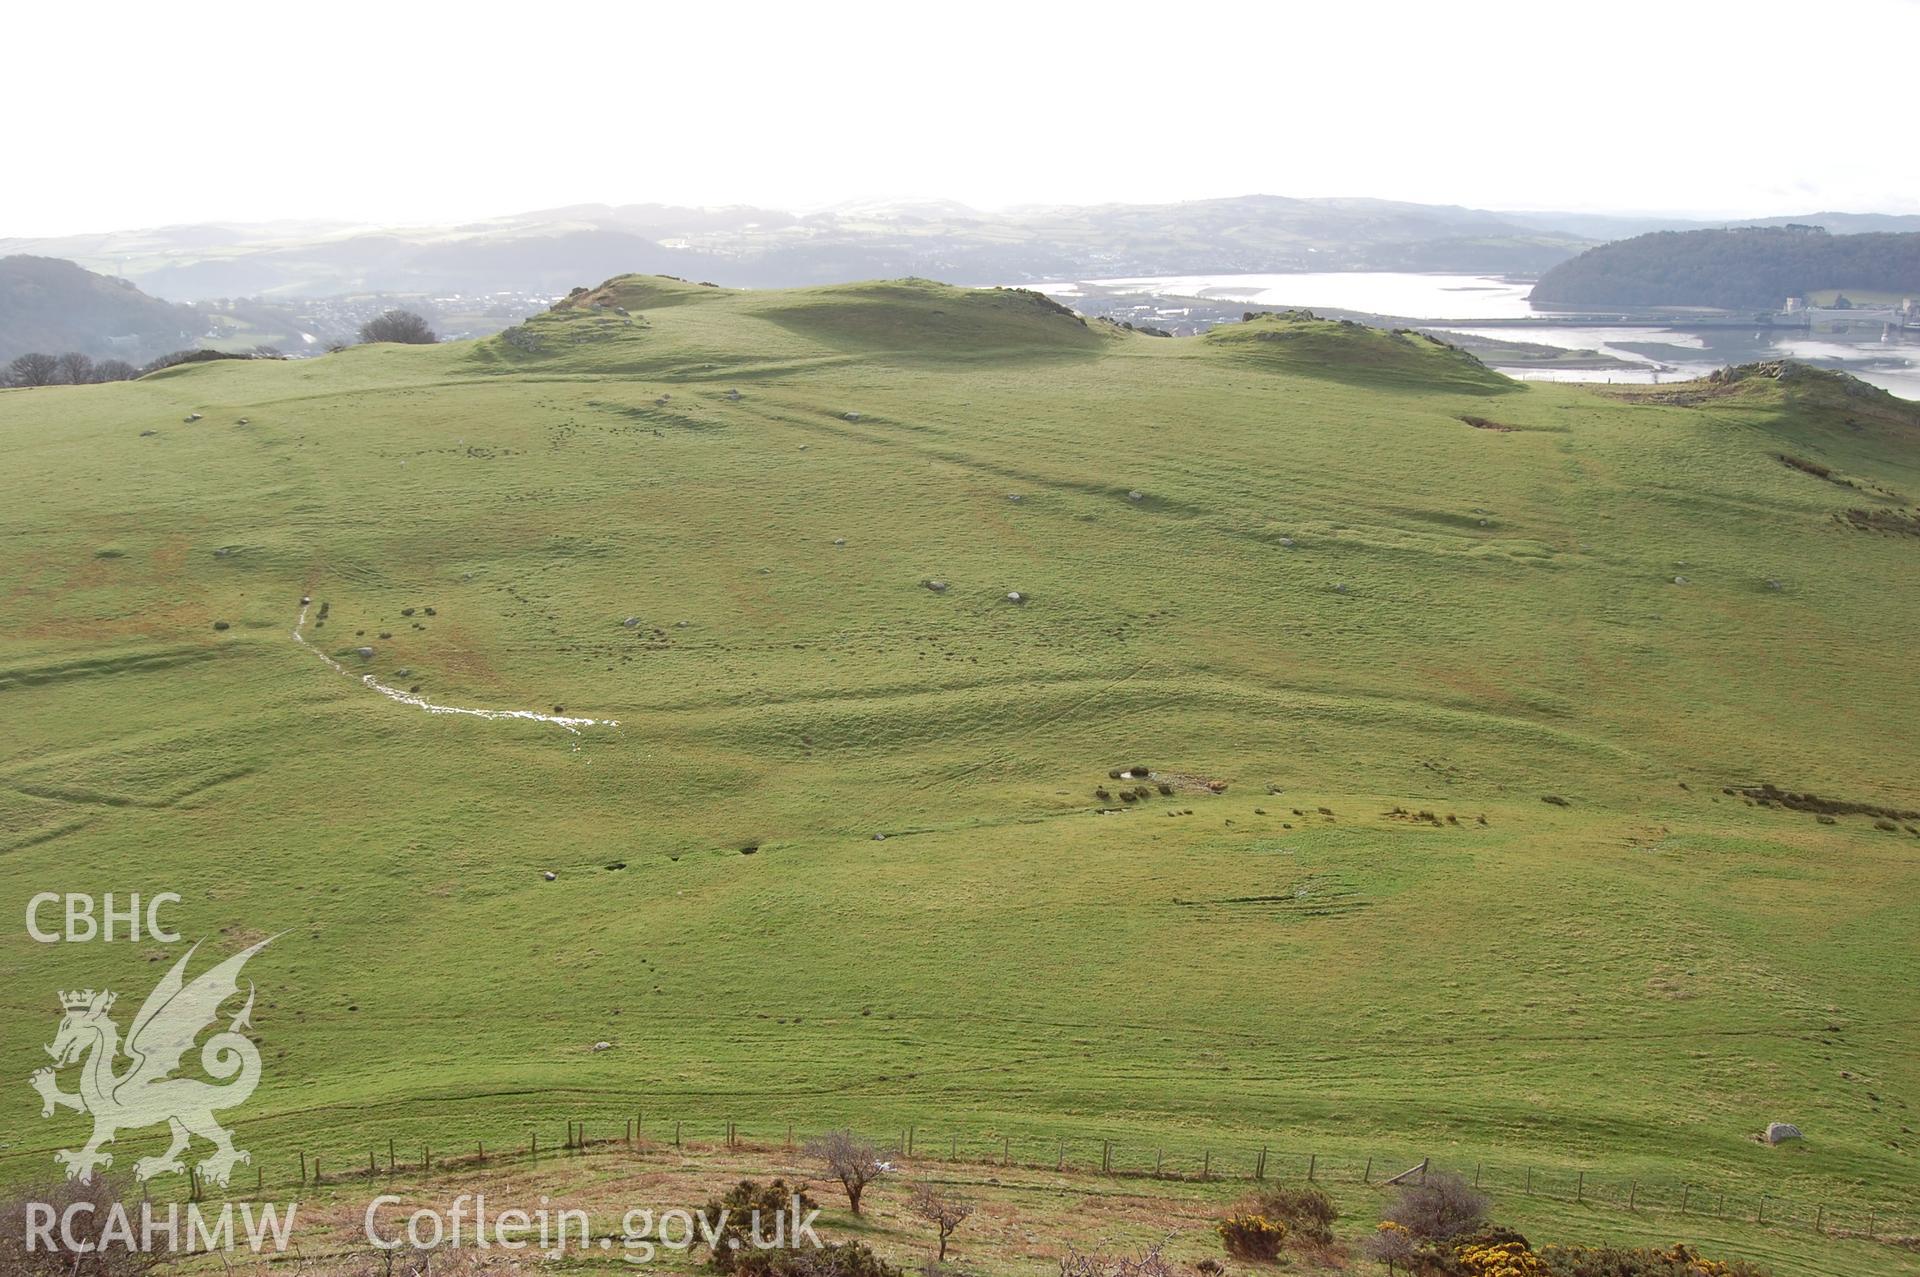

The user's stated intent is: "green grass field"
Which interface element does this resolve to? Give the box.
[2,279,1917,1274]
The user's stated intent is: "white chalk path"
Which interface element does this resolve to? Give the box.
[291,604,618,734]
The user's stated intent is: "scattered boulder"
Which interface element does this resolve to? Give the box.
[300,595,312,606]
[1673,575,1690,586]
[833,537,846,546]
[1006,591,1026,604]
[592,1041,612,1052]
[1278,537,1295,548]
[1542,794,1571,807]
[1333,583,1349,594]
[355,646,375,659]
[1126,490,1144,503]
[1765,1122,1803,1144]
[923,579,949,593]
[1765,578,1784,590]
[622,616,641,628]
[543,871,557,881]
[1008,493,1024,504]
[726,388,742,401]
[184,413,202,422]
[139,429,156,437]
[212,620,229,631]
[844,411,862,421]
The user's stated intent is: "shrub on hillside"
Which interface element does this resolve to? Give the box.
[1057,1246,1176,1277]
[736,1241,900,1277]
[0,1177,170,1277]
[359,309,437,344]
[1382,1171,1489,1243]
[1217,1210,1287,1261]
[694,1179,820,1273]
[1242,1184,1339,1246]
[1536,1242,1768,1277]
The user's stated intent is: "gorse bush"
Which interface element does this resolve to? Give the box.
[1246,1184,1339,1245]
[693,1179,819,1273]
[1218,1210,1287,1261]
[736,1241,900,1277]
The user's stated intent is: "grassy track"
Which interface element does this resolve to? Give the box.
[1,279,1916,1272]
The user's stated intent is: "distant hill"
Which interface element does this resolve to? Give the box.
[1529,226,1920,309]
[0,255,200,363]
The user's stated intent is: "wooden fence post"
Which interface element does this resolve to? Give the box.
[1256,1146,1267,1180]
[1203,1150,1212,1180]
[1815,1204,1824,1233]
[908,1125,916,1157]
[1681,1185,1689,1213]
[1307,1153,1316,1182]
[1364,1157,1372,1184]
[299,1152,306,1184]
[1629,1181,1637,1211]
[1002,1136,1009,1167]
[388,1138,396,1172]
[1474,1162,1482,1188]
[675,1120,682,1149]
[1524,1168,1531,1195]
[1156,1149,1164,1177]
[1576,1171,1584,1202]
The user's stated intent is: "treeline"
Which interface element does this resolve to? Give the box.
[2,347,275,388]
[1530,226,1920,310]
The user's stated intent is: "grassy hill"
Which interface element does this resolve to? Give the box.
[2,277,1918,1274]
[0,254,200,364]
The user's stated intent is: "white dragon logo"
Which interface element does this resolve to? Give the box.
[30,938,271,1186]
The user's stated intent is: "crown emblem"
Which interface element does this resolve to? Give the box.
[59,989,114,1013]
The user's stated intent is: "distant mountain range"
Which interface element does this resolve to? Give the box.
[1530,225,1920,310]
[7,198,1919,363]
[0,195,1616,301]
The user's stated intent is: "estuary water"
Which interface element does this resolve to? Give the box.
[1030,272,1920,399]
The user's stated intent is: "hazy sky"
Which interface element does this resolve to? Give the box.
[7,0,1919,237]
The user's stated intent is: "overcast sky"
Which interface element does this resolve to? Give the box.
[7,0,1918,237]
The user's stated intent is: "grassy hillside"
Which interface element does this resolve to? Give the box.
[2,277,1918,1273]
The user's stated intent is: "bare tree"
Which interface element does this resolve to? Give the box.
[358,310,437,344]
[803,1130,887,1215]
[5,352,63,387]
[93,359,140,382]
[908,1182,974,1262]
[56,351,97,384]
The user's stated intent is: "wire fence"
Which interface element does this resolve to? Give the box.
[161,1114,1920,1253]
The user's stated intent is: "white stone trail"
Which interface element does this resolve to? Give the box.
[291,604,618,734]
